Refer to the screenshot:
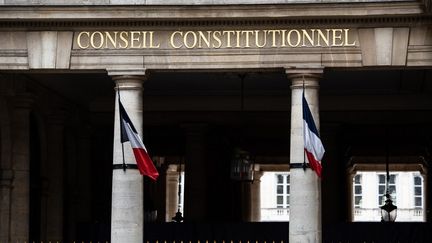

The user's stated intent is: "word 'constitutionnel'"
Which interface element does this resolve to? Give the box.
[76,29,356,49]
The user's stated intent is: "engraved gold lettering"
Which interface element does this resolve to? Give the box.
[344,29,356,46]
[142,31,148,48]
[242,30,254,48]
[149,31,160,48]
[170,31,183,49]
[90,31,104,49]
[77,31,90,49]
[236,30,241,48]
[255,30,267,48]
[302,29,315,47]
[332,29,343,47]
[105,31,117,48]
[280,30,286,47]
[130,31,141,48]
[316,29,330,47]
[223,31,235,48]
[184,31,197,49]
[268,30,280,47]
[212,31,222,48]
[198,31,211,48]
[287,30,301,47]
[119,31,129,49]
[75,29,354,50]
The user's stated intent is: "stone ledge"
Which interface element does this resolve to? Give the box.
[0,2,424,22]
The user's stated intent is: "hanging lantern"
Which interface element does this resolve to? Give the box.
[380,193,397,222]
[230,148,254,181]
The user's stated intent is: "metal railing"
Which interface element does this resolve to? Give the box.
[260,208,290,221]
[353,208,424,222]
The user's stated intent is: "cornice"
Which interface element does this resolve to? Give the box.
[0,2,429,29]
[0,2,426,20]
[0,15,431,30]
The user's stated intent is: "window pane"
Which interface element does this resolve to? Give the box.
[277,196,283,204]
[286,196,290,205]
[389,186,396,194]
[354,196,362,206]
[389,175,396,184]
[379,196,384,205]
[277,185,283,194]
[414,176,422,185]
[286,185,290,194]
[355,185,362,194]
[415,187,422,196]
[354,175,361,184]
[379,185,386,194]
[287,175,290,183]
[415,197,422,207]
[379,175,386,184]
[277,175,283,183]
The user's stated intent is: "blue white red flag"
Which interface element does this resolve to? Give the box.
[303,92,325,178]
[119,100,159,180]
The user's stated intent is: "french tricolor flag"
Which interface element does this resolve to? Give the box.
[303,92,325,178]
[119,100,159,180]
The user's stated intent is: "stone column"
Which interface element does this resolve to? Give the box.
[165,164,179,222]
[241,170,264,222]
[0,169,13,242]
[10,93,34,243]
[111,75,145,243]
[45,111,66,241]
[346,169,355,222]
[183,124,208,222]
[250,170,264,222]
[287,69,323,243]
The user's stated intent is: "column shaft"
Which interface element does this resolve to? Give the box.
[288,72,322,243]
[183,124,208,222]
[45,114,65,241]
[10,93,34,242]
[250,171,263,222]
[165,165,179,222]
[111,76,145,243]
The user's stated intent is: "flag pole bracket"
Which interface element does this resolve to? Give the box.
[113,164,138,170]
[290,163,310,169]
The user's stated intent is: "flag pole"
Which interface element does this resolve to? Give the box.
[302,75,307,171]
[118,88,127,172]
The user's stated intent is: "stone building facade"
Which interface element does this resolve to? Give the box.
[0,1,431,243]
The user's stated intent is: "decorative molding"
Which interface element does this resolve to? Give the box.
[0,16,430,29]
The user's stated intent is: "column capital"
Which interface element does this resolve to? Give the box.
[285,67,323,89]
[285,67,324,77]
[107,69,146,77]
[112,75,147,91]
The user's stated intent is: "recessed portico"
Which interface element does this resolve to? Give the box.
[0,1,431,243]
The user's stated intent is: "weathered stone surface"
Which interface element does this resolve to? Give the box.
[56,32,73,69]
[287,71,322,243]
[375,28,393,65]
[27,32,57,69]
[358,28,377,66]
[0,0,411,5]
[359,27,412,66]
[0,3,422,20]
[409,27,432,46]
[111,76,145,243]
[392,28,409,66]
[27,31,73,69]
